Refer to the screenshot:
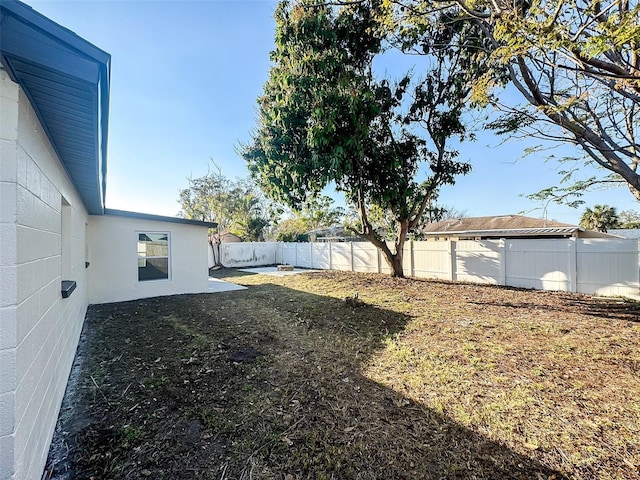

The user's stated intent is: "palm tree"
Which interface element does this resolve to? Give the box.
[579,205,621,233]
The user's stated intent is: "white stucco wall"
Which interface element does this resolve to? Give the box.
[87,214,210,304]
[0,68,89,480]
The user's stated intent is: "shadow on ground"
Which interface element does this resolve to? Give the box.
[470,292,640,323]
[45,279,566,479]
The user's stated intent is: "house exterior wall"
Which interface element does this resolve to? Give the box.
[87,215,210,304]
[0,68,89,480]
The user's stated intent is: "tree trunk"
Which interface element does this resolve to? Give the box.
[377,219,409,278]
[387,251,404,278]
[354,187,409,278]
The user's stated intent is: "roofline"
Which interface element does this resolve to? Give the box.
[423,227,584,236]
[0,1,111,63]
[103,209,217,228]
[0,0,110,214]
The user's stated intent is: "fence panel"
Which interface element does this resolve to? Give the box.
[311,243,331,270]
[353,242,379,273]
[330,243,352,271]
[412,241,451,280]
[296,243,313,268]
[221,242,280,267]
[281,243,298,265]
[505,239,571,291]
[454,240,502,285]
[577,239,639,296]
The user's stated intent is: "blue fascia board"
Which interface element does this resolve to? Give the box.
[103,209,218,229]
[0,0,110,215]
[0,1,110,67]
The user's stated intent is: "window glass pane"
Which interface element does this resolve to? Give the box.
[138,258,168,281]
[137,233,168,257]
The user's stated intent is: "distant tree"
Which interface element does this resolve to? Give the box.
[618,210,640,229]
[226,178,272,241]
[242,1,480,276]
[299,195,346,232]
[274,195,346,242]
[274,218,310,242]
[178,163,271,242]
[579,205,621,232]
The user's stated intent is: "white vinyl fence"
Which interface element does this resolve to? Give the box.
[218,238,640,297]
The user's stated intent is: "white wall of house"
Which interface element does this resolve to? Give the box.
[0,68,90,480]
[87,215,211,304]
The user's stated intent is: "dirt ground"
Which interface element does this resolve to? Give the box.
[44,269,640,480]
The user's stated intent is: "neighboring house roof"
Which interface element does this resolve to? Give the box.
[219,232,242,243]
[0,0,110,214]
[306,225,348,237]
[421,215,618,239]
[105,209,217,228]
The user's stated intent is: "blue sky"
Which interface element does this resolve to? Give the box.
[25,0,639,225]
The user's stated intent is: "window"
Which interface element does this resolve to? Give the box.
[137,232,170,281]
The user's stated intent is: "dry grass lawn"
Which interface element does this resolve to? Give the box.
[46,270,640,480]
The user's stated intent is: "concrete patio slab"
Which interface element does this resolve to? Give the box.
[238,267,322,277]
[208,277,248,293]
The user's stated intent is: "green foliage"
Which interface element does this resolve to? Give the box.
[274,195,346,242]
[242,0,481,276]
[178,163,271,241]
[579,205,621,232]
[618,210,640,229]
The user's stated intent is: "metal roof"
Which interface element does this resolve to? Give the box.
[422,215,578,233]
[424,227,582,238]
[0,0,110,214]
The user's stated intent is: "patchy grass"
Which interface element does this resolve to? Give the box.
[46,270,640,479]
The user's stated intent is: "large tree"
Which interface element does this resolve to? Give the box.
[242,0,481,276]
[381,0,640,203]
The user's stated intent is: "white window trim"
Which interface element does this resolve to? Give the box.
[136,231,171,282]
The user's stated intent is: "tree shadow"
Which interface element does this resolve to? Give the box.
[46,281,567,479]
[469,291,640,323]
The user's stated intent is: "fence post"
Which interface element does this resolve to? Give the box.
[310,242,314,269]
[568,237,578,292]
[350,242,354,271]
[499,238,506,286]
[329,242,333,271]
[410,240,415,277]
[448,239,456,281]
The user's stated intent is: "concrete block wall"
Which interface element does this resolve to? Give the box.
[0,68,89,480]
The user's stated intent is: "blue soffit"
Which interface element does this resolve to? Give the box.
[0,0,110,214]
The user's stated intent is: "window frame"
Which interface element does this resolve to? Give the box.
[136,231,171,282]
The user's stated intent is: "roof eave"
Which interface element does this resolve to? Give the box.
[0,0,110,214]
[103,209,218,228]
